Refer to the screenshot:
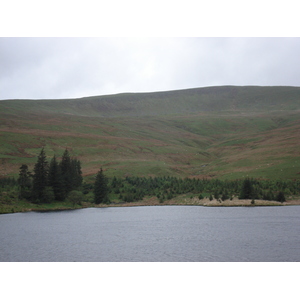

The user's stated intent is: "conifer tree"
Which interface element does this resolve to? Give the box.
[59,149,73,195]
[59,149,83,195]
[71,158,83,188]
[32,148,49,203]
[94,168,110,204]
[239,178,253,199]
[48,155,65,201]
[17,164,32,199]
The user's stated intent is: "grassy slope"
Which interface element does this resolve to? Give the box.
[1,85,300,180]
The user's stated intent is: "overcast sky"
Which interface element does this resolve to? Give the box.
[1,37,300,100]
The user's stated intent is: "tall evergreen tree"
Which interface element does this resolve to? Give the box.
[239,178,253,199]
[17,164,32,199]
[48,155,65,201]
[32,148,49,203]
[71,158,83,189]
[59,149,73,195]
[94,168,110,204]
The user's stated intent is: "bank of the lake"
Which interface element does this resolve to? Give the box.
[96,196,299,208]
[1,195,300,214]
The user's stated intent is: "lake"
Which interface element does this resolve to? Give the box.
[0,205,299,261]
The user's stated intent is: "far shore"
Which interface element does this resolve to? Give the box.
[95,196,300,208]
[2,196,300,214]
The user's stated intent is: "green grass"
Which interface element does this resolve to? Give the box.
[217,138,261,147]
[0,199,86,214]
[1,86,300,179]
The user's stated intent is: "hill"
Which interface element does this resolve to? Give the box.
[1,85,300,180]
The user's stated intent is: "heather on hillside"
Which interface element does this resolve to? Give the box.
[1,86,300,180]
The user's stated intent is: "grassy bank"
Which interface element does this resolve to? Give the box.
[0,199,91,214]
[95,195,300,208]
[3,194,299,215]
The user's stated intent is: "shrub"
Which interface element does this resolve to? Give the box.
[276,191,286,203]
[67,190,84,206]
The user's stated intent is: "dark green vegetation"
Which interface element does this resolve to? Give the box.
[110,176,299,204]
[1,86,300,181]
[0,148,87,213]
[2,152,299,213]
[12,148,83,202]
[94,168,110,204]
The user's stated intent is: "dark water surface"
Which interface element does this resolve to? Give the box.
[0,205,299,261]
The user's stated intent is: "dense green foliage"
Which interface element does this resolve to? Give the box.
[48,155,65,201]
[94,168,110,204]
[15,148,83,203]
[31,148,50,203]
[59,149,83,196]
[107,176,300,203]
[1,147,300,213]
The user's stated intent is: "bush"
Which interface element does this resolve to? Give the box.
[221,193,229,201]
[123,194,134,203]
[39,187,55,203]
[276,191,286,203]
[67,190,84,206]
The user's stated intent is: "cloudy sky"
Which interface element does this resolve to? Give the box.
[1,37,300,100]
[1,0,300,100]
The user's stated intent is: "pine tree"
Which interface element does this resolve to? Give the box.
[17,164,32,199]
[32,148,49,203]
[71,158,83,189]
[48,155,65,201]
[94,168,110,204]
[239,178,253,199]
[59,149,73,195]
[59,149,83,195]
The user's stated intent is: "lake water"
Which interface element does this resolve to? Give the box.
[0,205,299,262]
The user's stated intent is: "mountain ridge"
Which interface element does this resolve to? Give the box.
[2,85,300,117]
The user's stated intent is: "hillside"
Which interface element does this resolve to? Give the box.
[1,85,300,180]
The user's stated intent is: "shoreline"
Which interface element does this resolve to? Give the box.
[1,197,299,214]
[96,197,296,208]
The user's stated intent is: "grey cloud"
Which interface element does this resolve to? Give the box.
[1,37,300,100]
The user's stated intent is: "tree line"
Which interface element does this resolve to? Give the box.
[109,175,300,203]
[1,148,300,205]
[14,148,110,205]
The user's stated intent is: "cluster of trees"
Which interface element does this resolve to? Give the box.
[2,148,300,206]
[0,177,17,188]
[108,176,300,203]
[18,148,83,203]
[15,148,110,205]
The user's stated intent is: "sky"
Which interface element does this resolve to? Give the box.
[1,1,300,100]
[1,37,300,100]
